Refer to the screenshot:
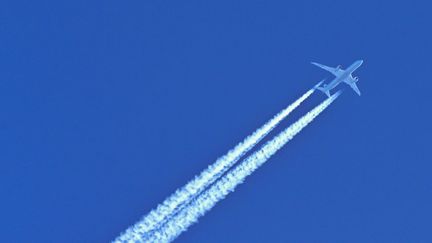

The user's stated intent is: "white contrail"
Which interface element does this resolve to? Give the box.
[114,87,316,242]
[146,91,341,243]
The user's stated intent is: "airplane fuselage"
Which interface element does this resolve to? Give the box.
[312,59,363,96]
[325,60,363,90]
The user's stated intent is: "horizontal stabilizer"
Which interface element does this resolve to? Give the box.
[316,86,331,97]
[314,79,326,89]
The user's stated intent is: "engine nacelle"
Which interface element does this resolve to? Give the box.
[336,65,342,70]
[354,77,359,82]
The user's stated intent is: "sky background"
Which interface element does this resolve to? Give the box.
[1,0,431,242]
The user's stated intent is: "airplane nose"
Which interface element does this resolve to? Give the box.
[358,60,364,65]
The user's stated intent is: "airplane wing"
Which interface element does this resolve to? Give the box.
[348,82,361,96]
[311,62,344,77]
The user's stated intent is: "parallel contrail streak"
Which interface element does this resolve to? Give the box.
[114,88,315,242]
[146,91,341,243]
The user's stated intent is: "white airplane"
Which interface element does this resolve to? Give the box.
[312,60,363,97]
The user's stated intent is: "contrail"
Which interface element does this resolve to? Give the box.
[145,91,341,243]
[114,86,318,242]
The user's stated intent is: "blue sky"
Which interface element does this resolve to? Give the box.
[1,0,431,242]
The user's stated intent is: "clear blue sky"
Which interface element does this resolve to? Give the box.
[1,1,431,242]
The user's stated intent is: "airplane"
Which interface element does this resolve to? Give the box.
[312,60,363,97]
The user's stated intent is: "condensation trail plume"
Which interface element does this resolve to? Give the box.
[146,91,341,243]
[114,88,315,242]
